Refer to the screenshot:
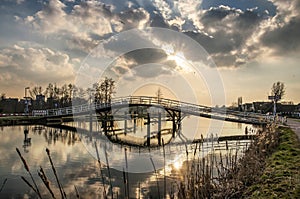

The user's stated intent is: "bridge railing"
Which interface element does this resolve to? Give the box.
[35,96,268,124]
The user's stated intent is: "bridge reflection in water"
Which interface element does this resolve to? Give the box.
[33,96,266,173]
[69,111,256,174]
[93,106,183,147]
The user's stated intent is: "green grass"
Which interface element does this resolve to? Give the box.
[246,127,300,199]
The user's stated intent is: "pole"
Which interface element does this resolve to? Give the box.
[147,113,150,146]
[273,99,277,117]
[25,87,30,116]
[172,113,176,138]
[124,111,127,135]
[158,112,161,146]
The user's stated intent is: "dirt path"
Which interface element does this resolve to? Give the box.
[287,118,300,140]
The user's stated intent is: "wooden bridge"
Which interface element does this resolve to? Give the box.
[39,96,270,125]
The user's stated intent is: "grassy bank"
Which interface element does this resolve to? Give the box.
[245,127,300,198]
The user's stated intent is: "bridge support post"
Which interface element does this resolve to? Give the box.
[177,111,181,135]
[133,116,137,134]
[158,112,161,146]
[89,113,92,133]
[147,113,151,146]
[172,113,176,138]
[124,111,127,135]
[102,114,108,135]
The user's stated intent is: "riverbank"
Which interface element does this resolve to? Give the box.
[175,122,300,198]
[0,116,42,126]
[244,126,300,198]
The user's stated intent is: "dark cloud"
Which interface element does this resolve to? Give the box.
[104,48,173,79]
[201,0,277,16]
[262,16,300,55]
[2,0,300,71]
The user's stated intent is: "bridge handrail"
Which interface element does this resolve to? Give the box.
[35,96,268,123]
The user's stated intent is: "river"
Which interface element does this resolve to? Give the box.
[0,117,257,198]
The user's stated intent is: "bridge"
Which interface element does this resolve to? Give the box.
[32,96,271,147]
[38,96,269,125]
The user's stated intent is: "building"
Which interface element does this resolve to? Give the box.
[32,94,46,110]
[0,98,25,113]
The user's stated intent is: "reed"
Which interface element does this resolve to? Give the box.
[172,124,281,198]
[124,148,129,198]
[104,144,113,198]
[74,185,80,199]
[0,178,7,193]
[16,147,42,199]
[150,157,161,199]
[46,148,66,199]
[38,166,56,198]
[94,141,107,198]
[122,168,128,198]
[162,138,166,198]
[21,176,40,196]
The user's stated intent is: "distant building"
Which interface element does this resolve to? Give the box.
[32,94,46,110]
[252,102,272,113]
[241,103,254,112]
[240,101,299,118]
[46,97,60,109]
[0,98,24,113]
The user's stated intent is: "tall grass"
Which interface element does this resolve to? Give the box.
[16,147,42,199]
[174,124,280,198]
[16,147,80,199]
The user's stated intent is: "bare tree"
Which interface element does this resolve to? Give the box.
[53,84,60,100]
[271,81,285,101]
[45,83,54,98]
[60,84,69,106]
[67,83,73,103]
[94,77,115,104]
[29,86,43,99]
[156,87,163,103]
[0,93,6,101]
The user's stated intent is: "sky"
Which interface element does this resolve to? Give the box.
[0,0,299,106]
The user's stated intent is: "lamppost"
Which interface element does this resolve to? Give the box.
[24,87,30,115]
[268,95,280,117]
[88,88,95,133]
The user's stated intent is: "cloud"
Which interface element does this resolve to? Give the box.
[260,0,300,56]
[22,0,151,54]
[102,48,173,80]
[14,0,300,69]
[0,43,75,88]
[181,5,267,67]
[262,17,300,55]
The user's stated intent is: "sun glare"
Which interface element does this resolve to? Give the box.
[167,51,193,73]
[173,160,183,170]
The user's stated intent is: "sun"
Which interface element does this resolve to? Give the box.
[167,51,193,73]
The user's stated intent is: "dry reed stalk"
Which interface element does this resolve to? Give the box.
[94,142,107,198]
[122,168,128,199]
[38,166,56,198]
[150,157,160,199]
[104,144,113,199]
[124,148,129,199]
[162,138,166,198]
[16,147,42,199]
[0,178,7,193]
[46,148,66,199]
[21,176,40,196]
[74,185,80,199]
